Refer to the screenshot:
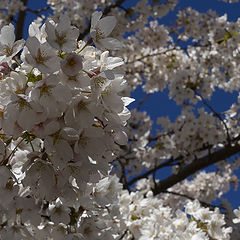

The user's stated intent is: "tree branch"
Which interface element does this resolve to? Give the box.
[26,6,51,19]
[127,157,176,186]
[126,135,240,188]
[15,0,28,40]
[152,143,240,195]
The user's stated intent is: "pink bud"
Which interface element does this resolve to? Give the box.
[0,62,11,75]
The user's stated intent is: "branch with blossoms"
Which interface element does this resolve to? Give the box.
[125,129,240,193]
[1,0,240,239]
[153,142,240,195]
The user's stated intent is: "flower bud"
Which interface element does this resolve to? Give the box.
[113,130,128,145]
[0,62,11,75]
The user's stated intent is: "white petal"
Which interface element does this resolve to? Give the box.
[26,37,40,57]
[12,39,25,56]
[18,108,36,131]
[91,11,102,29]
[55,140,73,161]
[98,37,123,50]
[114,130,128,145]
[0,23,15,46]
[121,97,135,106]
[52,84,72,103]
[46,20,57,44]
[107,57,123,69]
[57,13,71,33]
[98,16,116,37]
[103,93,123,112]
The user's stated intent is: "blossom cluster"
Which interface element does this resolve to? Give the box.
[119,190,232,240]
[0,11,135,238]
[0,0,240,239]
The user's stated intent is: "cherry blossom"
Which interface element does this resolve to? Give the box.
[0,23,24,63]
[0,0,240,239]
[45,13,79,52]
[90,11,123,50]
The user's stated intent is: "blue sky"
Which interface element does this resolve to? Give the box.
[24,0,240,208]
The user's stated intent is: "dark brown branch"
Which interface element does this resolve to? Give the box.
[127,135,240,187]
[26,5,51,14]
[26,6,51,19]
[127,157,176,186]
[15,0,28,41]
[78,0,127,40]
[152,143,240,195]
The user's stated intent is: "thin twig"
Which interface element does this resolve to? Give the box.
[118,229,128,240]
[26,5,51,14]
[136,93,150,111]
[196,91,231,145]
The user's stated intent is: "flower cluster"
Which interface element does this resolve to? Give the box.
[0,11,134,238]
[0,0,240,239]
[119,190,232,240]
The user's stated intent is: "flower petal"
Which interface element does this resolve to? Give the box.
[98,16,116,37]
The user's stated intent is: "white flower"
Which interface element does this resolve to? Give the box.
[25,37,60,73]
[2,94,42,134]
[46,14,79,52]
[22,160,58,200]
[0,23,24,63]
[74,127,105,160]
[79,217,101,239]
[28,20,46,43]
[30,74,72,118]
[99,51,124,71]
[90,11,123,50]
[60,52,83,76]
[64,94,94,129]
[233,207,240,224]
[5,71,27,94]
[15,197,41,226]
